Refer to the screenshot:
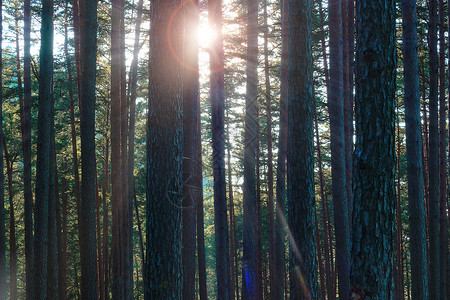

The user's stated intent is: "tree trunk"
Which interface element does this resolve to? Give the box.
[111,0,123,297]
[102,123,110,300]
[351,0,396,298]
[47,118,58,299]
[287,0,317,298]
[242,0,258,298]
[34,0,53,297]
[438,1,448,298]
[402,2,429,292]
[4,145,17,300]
[126,0,144,297]
[274,0,288,297]
[59,170,69,300]
[0,1,4,293]
[145,1,183,297]
[79,0,99,297]
[395,107,405,300]
[209,0,230,298]
[328,0,351,298]
[197,113,208,300]
[427,0,440,298]
[182,1,200,299]
[96,166,103,300]
[263,3,275,298]
[255,115,262,300]
[23,0,34,296]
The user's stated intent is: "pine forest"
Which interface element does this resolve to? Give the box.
[0,0,448,299]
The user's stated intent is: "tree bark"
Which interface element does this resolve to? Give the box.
[102,123,110,300]
[351,0,396,298]
[438,1,448,298]
[79,0,99,297]
[263,2,275,298]
[111,0,124,297]
[427,0,440,298]
[274,0,288,297]
[34,0,53,297]
[328,0,351,298]
[242,0,258,298]
[4,145,17,300]
[145,1,183,298]
[209,0,230,298]
[182,2,200,299]
[287,0,317,298]
[401,2,429,298]
[23,0,34,296]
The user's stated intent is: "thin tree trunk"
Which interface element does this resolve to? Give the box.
[23,0,33,296]
[438,1,448,298]
[395,107,405,300]
[226,120,236,300]
[47,119,58,299]
[96,167,104,300]
[126,0,144,297]
[401,8,428,284]
[242,0,258,298]
[427,0,440,297]
[328,0,351,298]
[102,122,110,300]
[0,2,6,297]
[34,0,53,297]
[255,114,262,300]
[4,145,17,300]
[182,1,200,299]
[209,0,230,298]
[59,169,68,300]
[274,0,287,297]
[111,0,123,297]
[196,111,208,300]
[263,3,275,298]
[79,0,99,296]
[314,104,333,300]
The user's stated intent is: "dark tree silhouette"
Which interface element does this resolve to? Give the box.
[401,0,429,298]
[145,0,183,298]
[23,0,34,296]
[328,0,351,298]
[209,0,230,298]
[427,0,440,298]
[0,3,4,297]
[242,0,258,298]
[351,0,396,298]
[287,0,317,298]
[79,0,99,297]
[33,0,53,297]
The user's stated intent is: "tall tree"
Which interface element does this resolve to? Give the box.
[427,0,440,298]
[0,2,4,297]
[274,0,288,297]
[438,1,447,298]
[209,0,230,298]
[242,0,258,298]
[328,0,351,298]
[22,0,33,299]
[287,0,317,298]
[145,0,183,298]
[34,0,53,297]
[127,0,144,297]
[23,0,34,296]
[111,0,124,297]
[79,0,99,297]
[351,0,396,298]
[47,107,58,299]
[182,1,200,299]
[263,1,275,297]
[402,1,429,298]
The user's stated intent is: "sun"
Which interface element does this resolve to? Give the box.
[197,21,215,49]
